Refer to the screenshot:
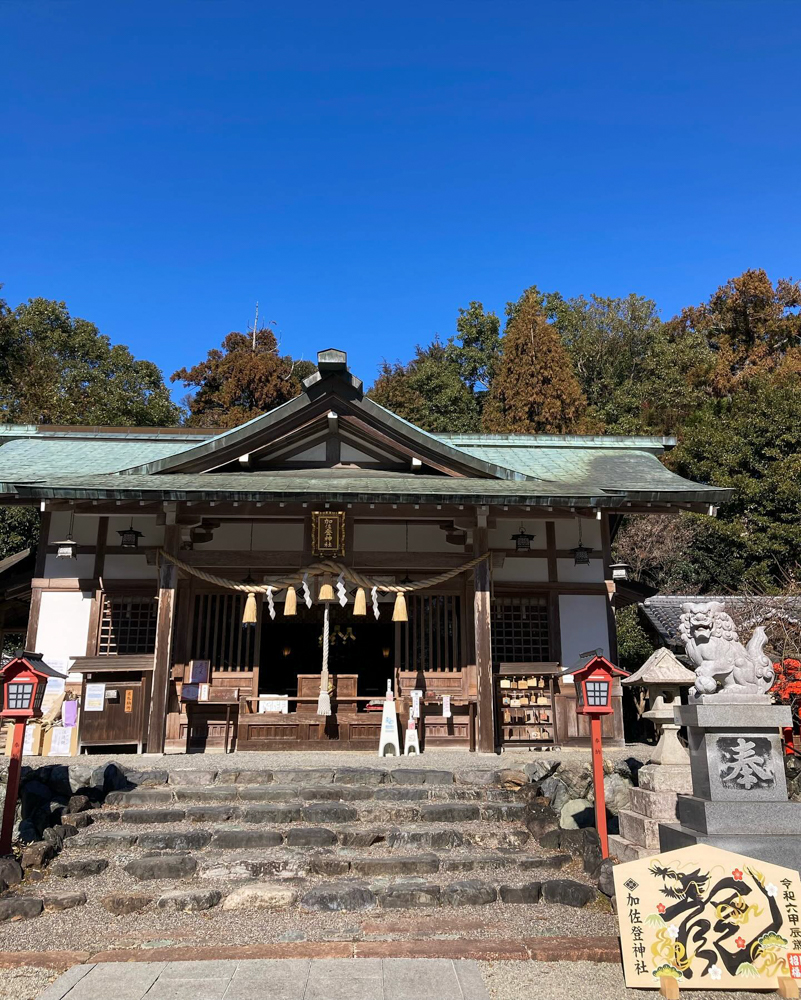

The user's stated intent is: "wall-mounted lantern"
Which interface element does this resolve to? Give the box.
[511,526,535,552]
[118,519,144,549]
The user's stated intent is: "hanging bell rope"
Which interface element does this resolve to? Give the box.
[318,602,332,716]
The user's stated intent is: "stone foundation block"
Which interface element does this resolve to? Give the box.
[628,787,679,821]
[618,809,661,849]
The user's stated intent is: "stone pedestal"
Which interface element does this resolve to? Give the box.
[659,700,801,873]
[609,763,692,862]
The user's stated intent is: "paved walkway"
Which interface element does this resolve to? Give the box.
[39,959,489,1000]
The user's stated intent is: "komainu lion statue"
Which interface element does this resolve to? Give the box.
[678,601,775,698]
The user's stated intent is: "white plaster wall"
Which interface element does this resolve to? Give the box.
[36,590,93,671]
[44,554,96,579]
[492,559,550,583]
[488,520,544,550]
[354,524,405,552]
[353,524,455,553]
[195,521,304,552]
[559,595,610,666]
[340,443,378,463]
[292,443,326,461]
[49,512,96,544]
[253,522,304,551]
[556,558,604,583]
[103,555,154,579]
[107,516,164,546]
[554,517,602,549]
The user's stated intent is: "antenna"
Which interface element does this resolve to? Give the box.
[250,302,259,350]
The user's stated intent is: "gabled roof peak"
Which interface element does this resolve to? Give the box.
[302,347,363,397]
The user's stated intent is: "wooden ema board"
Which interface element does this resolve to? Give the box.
[613,845,801,992]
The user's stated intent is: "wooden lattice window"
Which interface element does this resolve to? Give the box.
[491,596,550,663]
[98,596,158,655]
[190,592,257,670]
[400,594,462,672]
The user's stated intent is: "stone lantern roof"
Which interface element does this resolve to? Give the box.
[623,647,696,686]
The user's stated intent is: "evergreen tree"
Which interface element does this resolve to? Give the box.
[172,329,316,428]
[481,288,587,433]
[546,292,712,434]
[0,296,180,426]
[368,340,479,433]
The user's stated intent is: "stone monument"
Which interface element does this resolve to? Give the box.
[609,648,695,861]
[659,600,801,873]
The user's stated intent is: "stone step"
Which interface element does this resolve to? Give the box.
[70,822,533,852]
[18,871,598,917]
[104,784,523,807]
[96,799,527,825]
[123,767,513,789]
[59,845,575,882]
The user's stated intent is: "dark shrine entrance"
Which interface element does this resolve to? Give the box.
[258,603,395,700]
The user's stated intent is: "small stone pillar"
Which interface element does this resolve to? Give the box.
[608,648,694,862]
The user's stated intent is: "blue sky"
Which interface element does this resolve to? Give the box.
[2,1,799,400]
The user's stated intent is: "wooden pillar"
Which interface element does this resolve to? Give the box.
[600,513,619,663]
[473,507,495,754]
[147,523,179,753]
[26,509,51,650]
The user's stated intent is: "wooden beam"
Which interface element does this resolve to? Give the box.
[147,524,179,753]
[473,508,494,753]
[171,549,473,570]
[545,522,558,583]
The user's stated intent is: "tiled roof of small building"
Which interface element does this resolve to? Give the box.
[641,595,801,646]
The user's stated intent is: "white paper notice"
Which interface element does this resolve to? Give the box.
[48,727,73,756]
[442,695,451,718]
[411,690,422,719]
[22,725,37,755]
[259,696,289,714]
[84,683,105,711]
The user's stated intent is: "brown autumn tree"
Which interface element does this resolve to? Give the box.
[665,269,801,396]
[481,288,588,433]
[172,328,316,428]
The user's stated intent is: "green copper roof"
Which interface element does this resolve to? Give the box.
[1,470,729,506]
[0,437,199,477]
[0,350,731,508]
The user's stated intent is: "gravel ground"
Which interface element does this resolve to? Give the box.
[0,897,616,953]
[0,967,56,1000]
[3,743,649,775]
[481,960,779,1000]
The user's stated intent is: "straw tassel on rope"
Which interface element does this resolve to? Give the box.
[242,591,258,624]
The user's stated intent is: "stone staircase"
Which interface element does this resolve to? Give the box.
[38,765,598,919]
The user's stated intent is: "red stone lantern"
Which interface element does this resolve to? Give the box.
[562,651,629,858]
[0,652,64,855]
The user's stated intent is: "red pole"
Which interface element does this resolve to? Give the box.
[0,720,25,856]
[590,713,608,859]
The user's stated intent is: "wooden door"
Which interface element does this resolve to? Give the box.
[80,680,146,747]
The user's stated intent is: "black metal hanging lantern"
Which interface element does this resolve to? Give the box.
[571,520,592,566]
[54,511,78,560]
[118,519,144,549]
[511,525,534,552]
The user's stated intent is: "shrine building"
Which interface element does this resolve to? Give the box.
[0,349,730,755]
